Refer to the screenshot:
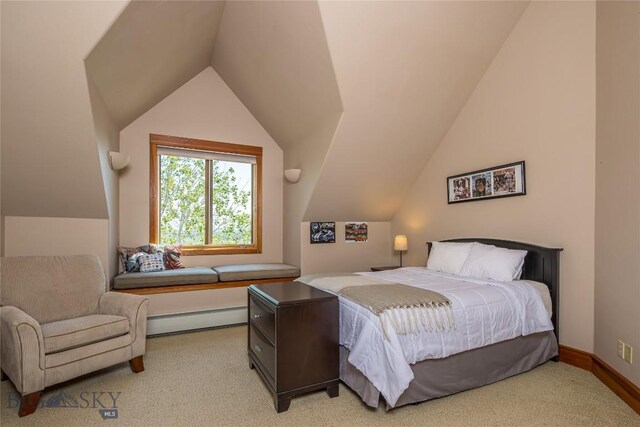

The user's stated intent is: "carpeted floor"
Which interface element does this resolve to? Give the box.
[1,325,639,426]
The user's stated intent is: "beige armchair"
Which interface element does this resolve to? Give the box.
[0,255,149,416]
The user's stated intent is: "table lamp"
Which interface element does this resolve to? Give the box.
[394,235,408,267]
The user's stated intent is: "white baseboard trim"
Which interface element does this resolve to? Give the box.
[146,306,247,336]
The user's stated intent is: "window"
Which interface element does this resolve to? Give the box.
[150,134,262,255]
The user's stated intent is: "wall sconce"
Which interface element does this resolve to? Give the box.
[109,151,130,171]
[284,169,301,183]
[394,235,408,267]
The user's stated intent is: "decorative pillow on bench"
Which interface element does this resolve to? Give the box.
[139,253,165,273]
[160,244,184,270]
[118,244,184,273]
[118,245,157,273]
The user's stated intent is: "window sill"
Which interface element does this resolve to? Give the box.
[180,246,261,256]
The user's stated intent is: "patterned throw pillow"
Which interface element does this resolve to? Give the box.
[139,253,165,273]
[117,245,158,273]
[125,252,147,273]
[160,245,184,270]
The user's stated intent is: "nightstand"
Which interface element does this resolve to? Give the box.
[370,266,402,271]
[247,281,339,413]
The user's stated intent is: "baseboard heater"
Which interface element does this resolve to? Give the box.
[146,306,247,336]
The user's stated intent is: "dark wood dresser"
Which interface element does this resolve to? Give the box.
[247,281,339,413]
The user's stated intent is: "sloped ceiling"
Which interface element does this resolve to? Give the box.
[209,0,529,221]
[211,1,343,153]
[8,0,530,226]
[1,0,127,219]
[85,0,226,130]
[210,1,343,267]
[304,1,530,221]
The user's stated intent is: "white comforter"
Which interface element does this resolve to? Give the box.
[311,267,553,407]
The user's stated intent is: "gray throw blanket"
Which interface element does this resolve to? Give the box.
[340,283,455,339]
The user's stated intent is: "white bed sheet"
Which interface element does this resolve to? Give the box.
[319,267,554,407]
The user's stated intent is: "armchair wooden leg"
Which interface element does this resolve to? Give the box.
[129,355,144,373]
[18,391,41,417]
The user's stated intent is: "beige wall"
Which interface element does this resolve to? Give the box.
[283,117,343,268]
[119,67,283,275]
[4,216,110,280]
[146,288,245,317]
[392,1,596,352]
[300,222,395,275]
[118,64,283,317]
[594,1,640,386]
[87,75,120,284]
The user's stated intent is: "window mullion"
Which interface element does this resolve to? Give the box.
[205,159,212,245]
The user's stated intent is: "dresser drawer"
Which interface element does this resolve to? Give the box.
[249,295,275,343]
[249,325,276,381]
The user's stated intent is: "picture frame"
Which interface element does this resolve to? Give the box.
[447,161,526,204]
[310,222,336,244]
[345,222,368,243]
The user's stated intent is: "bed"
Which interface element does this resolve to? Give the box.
[300,238,562,410]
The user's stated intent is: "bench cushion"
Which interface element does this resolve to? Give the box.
[213,263,300,282]
[113,267,219,290]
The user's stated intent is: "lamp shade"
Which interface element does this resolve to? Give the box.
[394,235,408,251]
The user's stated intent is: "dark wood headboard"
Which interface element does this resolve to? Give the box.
[427,238,563,344]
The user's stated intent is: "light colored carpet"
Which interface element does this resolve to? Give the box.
[1,325,638,426]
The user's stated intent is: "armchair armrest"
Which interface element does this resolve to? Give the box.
[0,306,45,394]
[98,292,149,355]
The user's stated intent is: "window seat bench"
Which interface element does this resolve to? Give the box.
[113,263,300,295]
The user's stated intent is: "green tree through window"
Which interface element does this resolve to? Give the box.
[150,134,262,255]
[159,155,206,245]
[159,154,253,246]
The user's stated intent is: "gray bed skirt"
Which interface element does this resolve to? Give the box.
[340,331,558,410]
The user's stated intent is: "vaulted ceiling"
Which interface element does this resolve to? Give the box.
[3,0,531,224]
[306,1,529,220]
[85,0,226,130]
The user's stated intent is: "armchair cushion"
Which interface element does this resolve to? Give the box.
[98,292,149,343]
[41,315,129,354]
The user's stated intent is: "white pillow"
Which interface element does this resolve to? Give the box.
[426,241,475,275]
[458,243,527,282]
[139,253,165,273]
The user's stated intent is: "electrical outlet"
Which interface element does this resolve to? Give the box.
[618,340,625,358]
[623,344,633,364]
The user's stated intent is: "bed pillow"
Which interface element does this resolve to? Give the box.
[458,243,527,282]
[139,253,165,273]
[426,241,475,275]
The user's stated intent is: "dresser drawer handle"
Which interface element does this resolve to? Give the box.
[253,314,263,319]
[254,344,262,353]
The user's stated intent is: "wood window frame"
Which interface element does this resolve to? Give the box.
[149,133,263,256]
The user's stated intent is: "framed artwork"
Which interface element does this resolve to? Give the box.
[345,222,368,242]
[447,161,526,204]
[310,222,336,244]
